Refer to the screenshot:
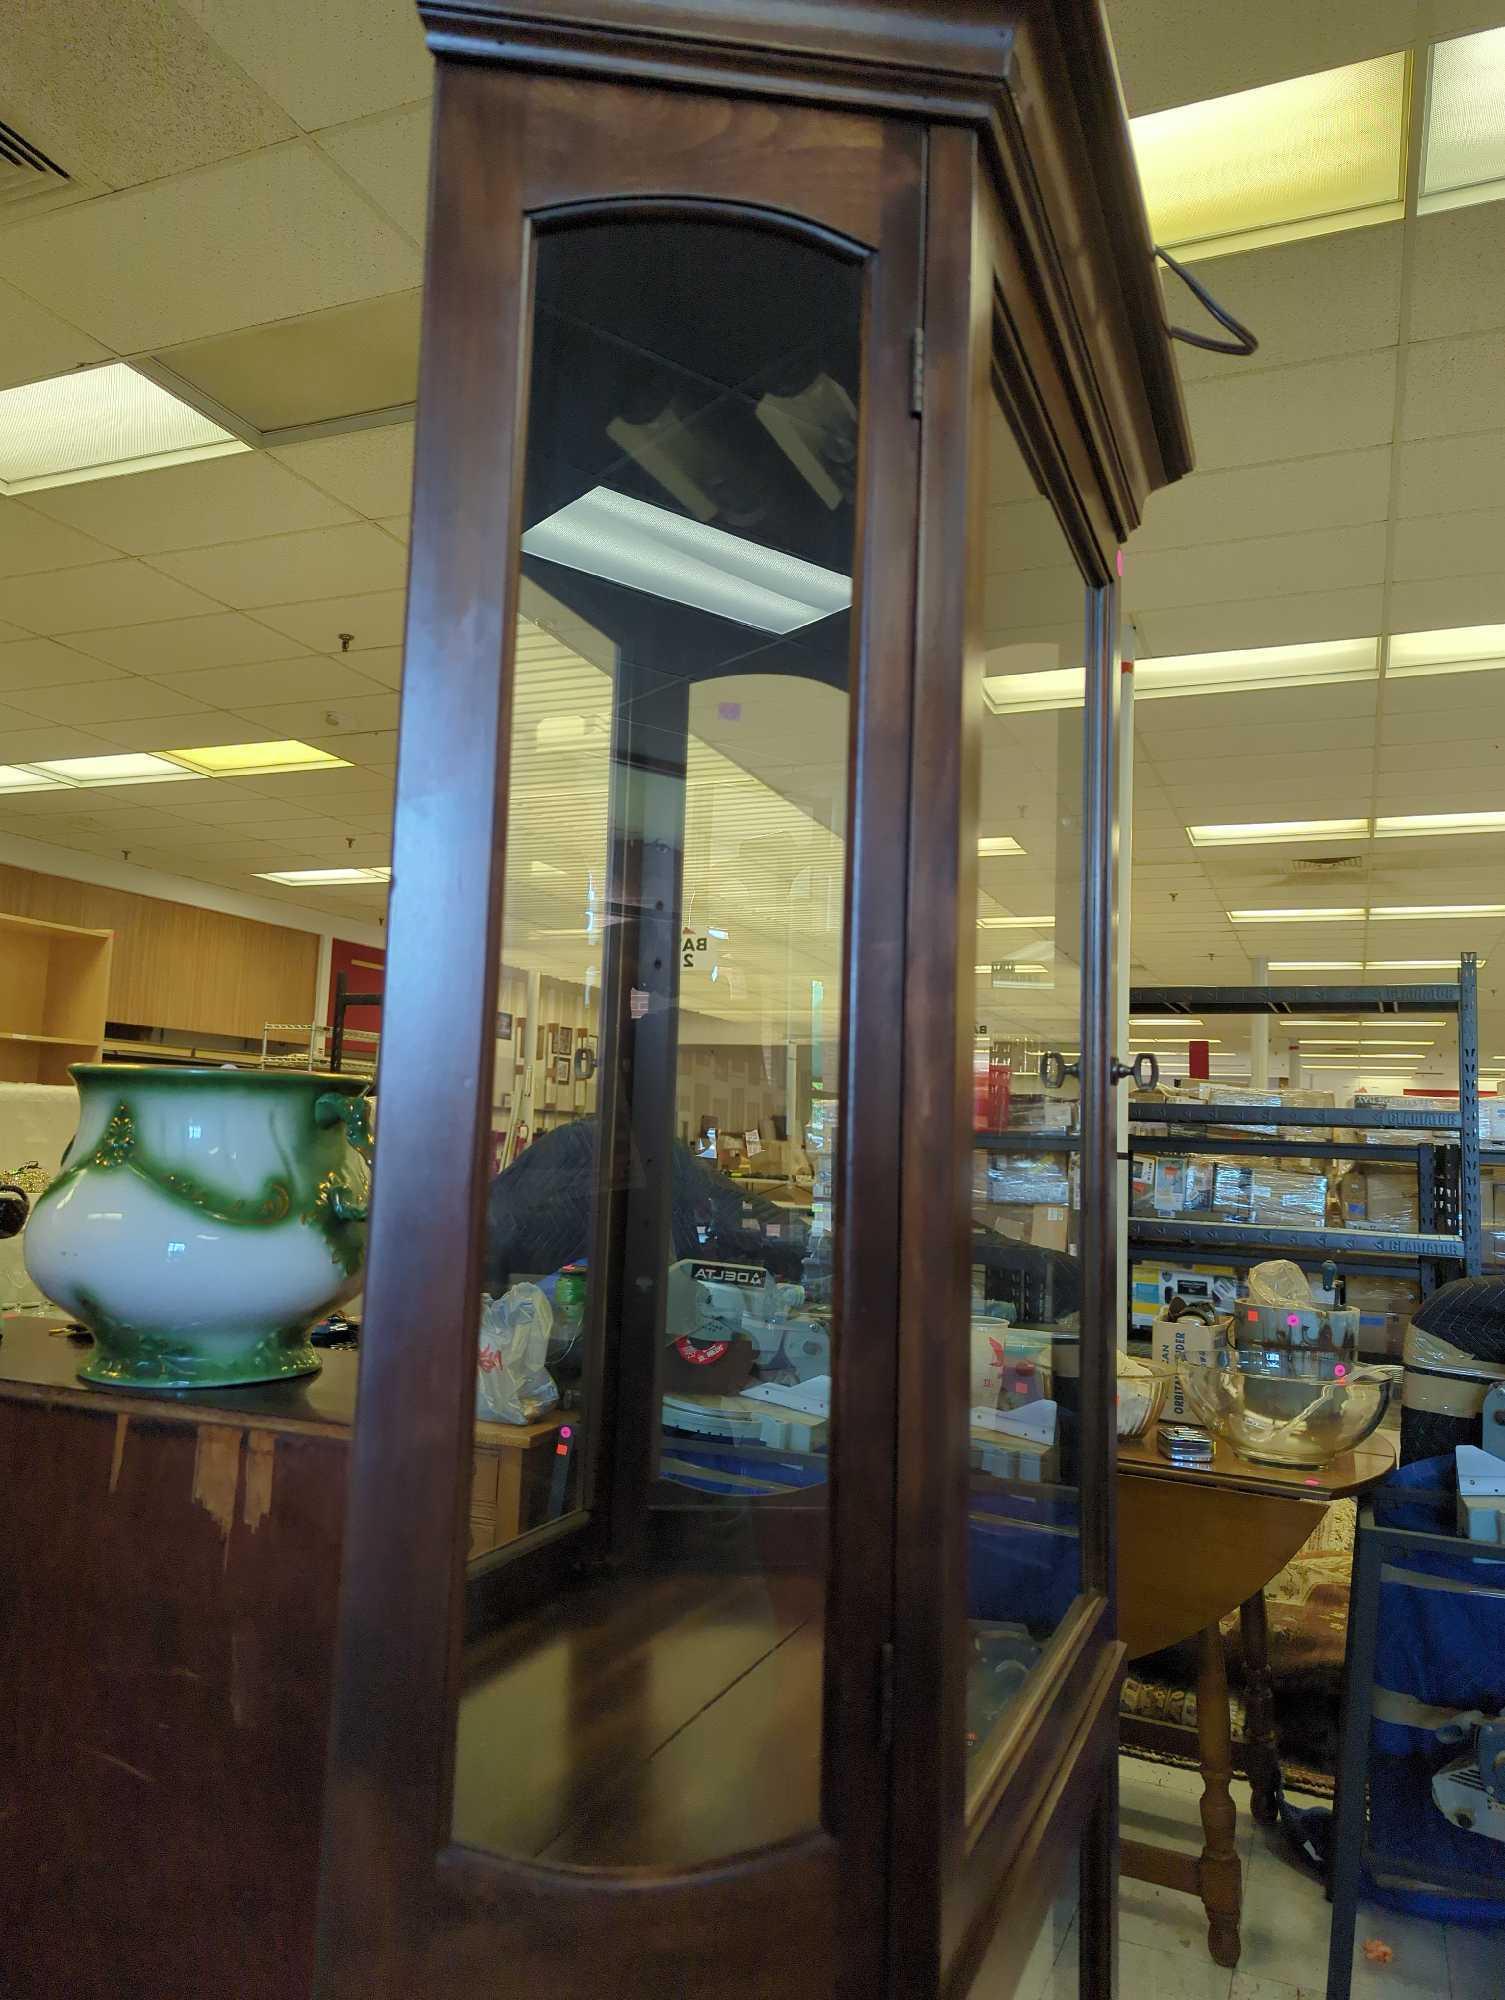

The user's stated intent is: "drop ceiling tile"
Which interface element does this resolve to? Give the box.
[251,591,407,654]
[0,701,57,734]
[0,637,128,693]
[1127,522,1386,610]
[318,104,430,242]
[336,644,403,687]
[5,0,296,190]
[1166,225,1404,384]
[149,789,332,826]
[25,453,356,556]
[0,144,421,353]
[1392,508,1505,582]
[60,611,315,674]
[1408,201,1505,343]
[377,515,410,546]
[269,424,415,519]
[1401,329,1505,440]
[6,678,211,726]
[306,731,398,770]
[146,522,406,609]
[0,725,121,762]
[184,0,431,129]
[246,768,396,811]
[1182,351,1396,470]
[1133,584,1384,657]
[0,279,112,393]
[1389,572,1505,632]
[0,502,120,578]
[1133,448,1391,552]
[156,290,421,434]
[234,693,400,738]
[156,658,389,708]
[1109,0,1420,115]
[0,561,221,636]
[97,713,268,753]
[1395,431,1505,518]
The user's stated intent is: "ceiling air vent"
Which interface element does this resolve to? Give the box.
[1289,854,1365,874]
[0,120,70,216]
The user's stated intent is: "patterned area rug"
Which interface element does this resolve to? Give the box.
[1121,1500,1356,1797]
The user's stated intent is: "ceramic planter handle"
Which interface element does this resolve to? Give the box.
[315,1090,373,1159]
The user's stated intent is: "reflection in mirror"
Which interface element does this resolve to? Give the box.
[964,391,1089,1787]
[452,216,859,1867]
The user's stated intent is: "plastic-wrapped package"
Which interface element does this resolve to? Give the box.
[476,1281,559,1425]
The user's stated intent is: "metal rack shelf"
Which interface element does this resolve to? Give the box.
[1127,1217,1463,1263]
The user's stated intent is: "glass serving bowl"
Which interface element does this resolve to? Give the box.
[1179,1348,1393,1467]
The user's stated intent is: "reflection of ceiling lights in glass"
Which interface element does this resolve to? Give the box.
[977,914,1052,928]
[521,487,851,634]
[985,638,1378,714]
[0,362,246,495]
[165,740,349,777]
[1386,624,1505,679]
[28,752,203,788]
[1421,27,1505,214]
[1229,908,1365,924]
[1131,1017,1204,1028]
[1130,53,1408,260]
[977,836,1025,856]
[1269,961,1363,971]
[256,867,391,886]
[1188,818,1369,847]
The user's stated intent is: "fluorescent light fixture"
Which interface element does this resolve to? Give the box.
[984,638,1378,715]
[164,740,350,777]
[1421,28,1505,214]
[1370,904,1505,919]
[1387,624,1505,680]
[1269,961,1364,972]
[1131,54,1408,259]
[255,867,392,886]
[1229,908,1365,924]
[1282,1017,1449,1028]
[1132,1038,1221,1047]
[0,362,246,495]
[1375,811,1505,839]
[520,486,851,635]
[0,764,67,795]
[978,837,1026,856]
[977,915,1053,928]
[1187,818,1370,847]
[1297,1040,1435,1050]
[30,752,202,788]
[1367,958,1483,971]
[1130,1017,1204,1029]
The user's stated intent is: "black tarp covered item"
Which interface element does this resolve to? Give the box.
[1401,1276,1505,1464]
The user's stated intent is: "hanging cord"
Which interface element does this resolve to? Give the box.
[1155,245,1259,356]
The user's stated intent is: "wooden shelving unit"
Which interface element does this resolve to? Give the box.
[0,911,113,1085]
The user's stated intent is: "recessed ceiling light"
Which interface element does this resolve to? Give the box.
[1229,908,1366,924]
[1420,27,1505,215]
[1131,53,1408,260]
[0,764,67,795]
[1386,624,1505,679]
[1269,961,1364,971]
[1130,1017,1205,1028]
[984,638,1378,714]
[1187,818,1370,847]
[1282,1017,1449,1027]
[0,362,247,495]
[1367,958,1482,971]
[1297,1040,1435,1050]
[29,752,203,788]
[164,740,351,777]
[1369,904,1505,919]
[255,867,392,886]
[977,914,1052,927]
[978,837,1026,856]
[521,486,851,635]
[1374,811,1505,839]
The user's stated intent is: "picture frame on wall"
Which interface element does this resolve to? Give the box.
[552,1056,572,1087]
[551,1025,573,1058]
[496,1011,513,1040]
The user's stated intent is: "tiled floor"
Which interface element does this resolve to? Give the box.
[1006,1756,1502,2000]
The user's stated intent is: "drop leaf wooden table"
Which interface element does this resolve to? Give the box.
[1116,1426,1398,1968]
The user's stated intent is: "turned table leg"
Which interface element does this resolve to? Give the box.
[1240,1588,1282,1827]
[1196,1621,1242,1968]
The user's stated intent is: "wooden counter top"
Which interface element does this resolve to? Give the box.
[1118,1422,1396,1503]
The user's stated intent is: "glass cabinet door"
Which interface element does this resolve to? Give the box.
[453,213,860,1867]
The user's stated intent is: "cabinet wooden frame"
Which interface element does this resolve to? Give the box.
[316,8,1188,2000]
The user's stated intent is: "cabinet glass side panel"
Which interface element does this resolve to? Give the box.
[963,387,1088,1785]
[454,215,859,1867]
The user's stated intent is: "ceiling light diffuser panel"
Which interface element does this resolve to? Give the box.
[256,868,392,887]
[1130,52,1409,260]
[1374,811,1505,838]
[29,753,202,788]
[520,487,851,634]
[1422,27,1505,214]
[166,741,351,777]
[1188,818,1369,847]
[1386,625,1505,679]
[984,638,1378,714]
[0,363,246,495]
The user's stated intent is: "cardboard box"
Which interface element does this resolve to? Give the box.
[1152,1310,1227,1419]
[1130,1261,1241,1334]
[1359,1167,1420,1232]
[987,1154,1072,1205]
[982,1201,1071,1253]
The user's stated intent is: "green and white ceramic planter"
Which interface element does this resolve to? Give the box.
[23,1065,372,1391]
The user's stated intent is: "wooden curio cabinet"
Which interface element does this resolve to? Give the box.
[315,6,1192,1998]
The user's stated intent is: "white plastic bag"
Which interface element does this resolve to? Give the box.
[476,1282,559,1424]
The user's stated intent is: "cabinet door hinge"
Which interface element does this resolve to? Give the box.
[909,328,924,416]
[878,1639,896,1752]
